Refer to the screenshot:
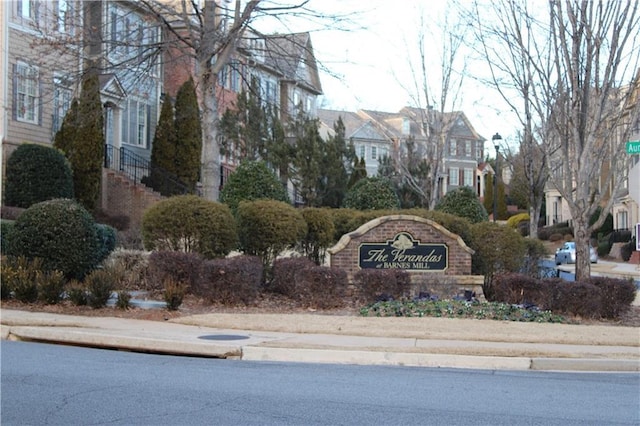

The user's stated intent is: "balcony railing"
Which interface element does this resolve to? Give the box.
[104,144,191,196]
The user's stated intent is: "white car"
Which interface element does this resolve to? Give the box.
[554,241,598,265]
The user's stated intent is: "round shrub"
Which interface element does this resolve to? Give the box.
[142,195,237,259]
[434,186,488,224]
[236,200,307,273]
[343,177,400,211]
[94,223,117,265]
[300,208,335,265]
[507,212,529,229]
[328,208,363,242]
[4,143,74,208]
[8,199,100,279]
[468,221,526,300]
[220,161,289,214]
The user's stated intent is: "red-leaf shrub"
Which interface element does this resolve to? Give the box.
[269,257,316,297]
[352,269,411,303]
[148,251,203,291]
[587,277,637,319]
[196,255,263,305]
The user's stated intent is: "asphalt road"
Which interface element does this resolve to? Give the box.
[1,341,638,425]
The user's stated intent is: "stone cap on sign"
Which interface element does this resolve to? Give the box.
[327,214,474,256]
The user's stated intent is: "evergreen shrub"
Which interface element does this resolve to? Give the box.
[2,256,42,303]
[220,161,289,214]
[506,212,529,229]
[343,177,399,211]
[196,255,263,305]
[434,186,488,224]
[4,144,74,208]
[142,195,237,259]
[236,200,307,276]
[94,224,117,266]
[300,208,335,265]
[328,208,363,242]
[1,220,14,255]
[8,199,101,279]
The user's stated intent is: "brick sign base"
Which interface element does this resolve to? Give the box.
[328,215,484,299]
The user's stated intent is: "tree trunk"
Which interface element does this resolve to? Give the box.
[572,218,592,282]
[199,66,220,201]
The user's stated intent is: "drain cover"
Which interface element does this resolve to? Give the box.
[198,334,250,341]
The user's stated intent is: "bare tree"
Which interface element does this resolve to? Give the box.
[463,0,640,279]
[395,6,467,209]
[461,0,554,239]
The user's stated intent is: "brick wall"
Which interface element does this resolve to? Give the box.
[328,214,483,298]
[101,169,163,229]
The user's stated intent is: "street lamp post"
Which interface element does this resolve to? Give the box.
[492,133,502,222]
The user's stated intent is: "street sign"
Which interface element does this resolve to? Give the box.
[627,141,640,154]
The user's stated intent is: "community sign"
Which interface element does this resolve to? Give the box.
[358,232,448,271]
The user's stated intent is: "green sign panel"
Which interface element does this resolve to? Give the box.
[627,141,640,154]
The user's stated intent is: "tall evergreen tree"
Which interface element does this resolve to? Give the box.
[348,156,367,189]
[264,106,292,191]
[317,117,351,208]
[290,114,323,206]
[218,79,268,162]
[53,72,104,211]
[483,173,495,217]
[147,96,180,196]
[174,78,202,191]
[53,98,79,160]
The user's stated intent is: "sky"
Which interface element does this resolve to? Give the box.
[288,0,522,151]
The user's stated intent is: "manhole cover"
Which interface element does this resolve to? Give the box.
[198,334,250,341]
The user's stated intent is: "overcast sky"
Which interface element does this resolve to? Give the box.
[257,0,521,151]
[308,0,520,148]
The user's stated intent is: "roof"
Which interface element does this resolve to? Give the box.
[261,32,323,95]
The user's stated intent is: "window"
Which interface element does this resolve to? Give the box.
[305,96,313,113]
[463,168,473,187]
[15,62,39,124]
[465,140,471,156]
[359,145,366,159]
[449,139,457,156]
[265,79,277,105]
[122,99,148,147]
[18,0,39,20]
[381,147,388,158]
[476,141,483,159]
[230,61,240,92]
[55,0,74,34]
[53,74,72,133]
[449,167,459,186]
[371,146,377,160]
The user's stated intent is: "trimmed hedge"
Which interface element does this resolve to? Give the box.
[8,199,101,279]
[196,255,263,305]
[352,269,411,303]
[270,257,316,296]
[491,273,636,319]
[148,251,203,292]
[4,143,74,208]
[236,199,307,276]
[300,208,335,265]
[142,195,238,259]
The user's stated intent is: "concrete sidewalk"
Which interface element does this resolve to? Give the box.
[1,309,638,372]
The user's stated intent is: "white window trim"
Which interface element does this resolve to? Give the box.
[371,145,377,160]
[16,61,39,124]
[450,139,457,156]
[463,168,473,187]
[449,167,459,186]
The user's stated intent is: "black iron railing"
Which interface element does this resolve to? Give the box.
[104,144,191,196]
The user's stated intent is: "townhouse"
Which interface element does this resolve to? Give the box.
[318,107,488,201]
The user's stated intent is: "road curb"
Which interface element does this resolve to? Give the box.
[531,358,640,372]
[5,326,242,359]
[242,346,533,370]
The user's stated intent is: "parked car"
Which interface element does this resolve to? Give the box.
[554,241,598,265]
